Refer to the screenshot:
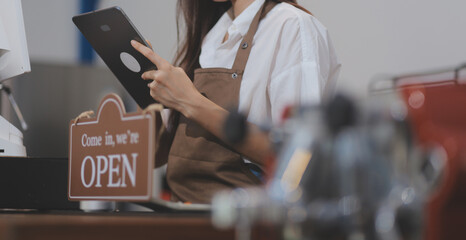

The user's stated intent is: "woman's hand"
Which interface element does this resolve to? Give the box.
[131,40,202,117]
[131,40,273,165]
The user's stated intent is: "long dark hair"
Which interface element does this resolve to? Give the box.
[174,0,310,79]
[167,1,310,132]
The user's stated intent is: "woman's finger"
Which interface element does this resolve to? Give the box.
[146,39,153,49]
[148,78,158,89]
[141,70,158,81]
[142,70,168,86]
[131,40,170,69]
[149,87,158,100]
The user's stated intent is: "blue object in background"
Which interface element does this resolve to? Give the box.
[79,0,99,64]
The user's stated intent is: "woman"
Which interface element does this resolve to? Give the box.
[131,0,340,203]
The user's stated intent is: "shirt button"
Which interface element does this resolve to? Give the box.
[230,25,237,31]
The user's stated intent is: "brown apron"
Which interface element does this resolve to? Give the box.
[166,2,277,204]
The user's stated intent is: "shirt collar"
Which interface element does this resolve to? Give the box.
[227,0,265,37]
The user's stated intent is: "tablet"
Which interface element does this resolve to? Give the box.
[73,6,157,109]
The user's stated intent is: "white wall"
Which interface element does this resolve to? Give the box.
[22,0,177,64]
[22,0,466,97]
[22,0,78,64]
[301,0,466,97]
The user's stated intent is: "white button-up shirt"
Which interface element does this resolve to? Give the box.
[200,0,341,126]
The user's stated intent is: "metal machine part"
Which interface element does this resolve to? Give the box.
[0,84,26,156]
[214,93,436,240]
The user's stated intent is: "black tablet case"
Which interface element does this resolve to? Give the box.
[73,7,157,108]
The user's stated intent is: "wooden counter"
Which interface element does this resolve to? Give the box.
[0,212,235,240]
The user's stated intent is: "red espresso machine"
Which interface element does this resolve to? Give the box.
[394,63,466,240]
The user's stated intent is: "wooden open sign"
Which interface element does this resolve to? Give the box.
[68,94,158,201]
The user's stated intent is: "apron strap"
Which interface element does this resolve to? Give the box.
[231,1,277,71]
